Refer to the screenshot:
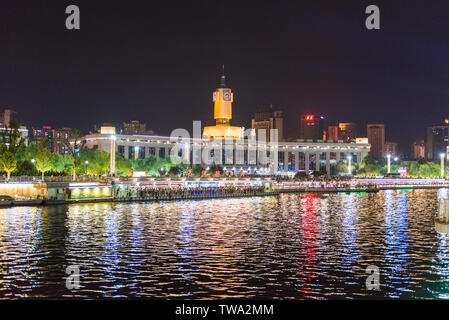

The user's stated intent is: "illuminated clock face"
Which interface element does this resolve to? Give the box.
[223,92,231,101]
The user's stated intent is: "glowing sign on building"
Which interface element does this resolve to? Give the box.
[305,115,314,121]
[398,167,407,177]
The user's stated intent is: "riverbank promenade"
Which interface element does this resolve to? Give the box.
[1,176,449,207]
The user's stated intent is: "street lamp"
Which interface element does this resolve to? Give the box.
[441,153,445,178]
[347,155,352,175]
[110,135,116,177]
[387,154,391,174]
[31,159,35,164]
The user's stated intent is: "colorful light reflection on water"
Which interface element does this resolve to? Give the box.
[0,189,449,299]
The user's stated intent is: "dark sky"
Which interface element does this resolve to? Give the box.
[1,1,449,156]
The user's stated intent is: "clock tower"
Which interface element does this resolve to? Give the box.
[203,66,243,139]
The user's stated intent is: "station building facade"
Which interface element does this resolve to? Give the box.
[84,132,370,176]
[83,72,370,176]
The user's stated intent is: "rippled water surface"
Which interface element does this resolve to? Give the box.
[1,189,449,299]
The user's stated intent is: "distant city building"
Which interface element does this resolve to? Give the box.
[0,124,28,146]
[384,141,398,156]
[31,126,53,145]
[94,123,114,133]
[367,124,385,159]
[123,120,153,135]
[328,126,339,141]
[52,128,72,154]
[338,123,357,143]
[411,138,425,159]
[100,126,116,135]
[356,137,368,144]
[0,109,19,127]
[251,105,284,142]
[426,120,449,160]
[299,114,326,141]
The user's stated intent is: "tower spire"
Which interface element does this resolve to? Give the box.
[219,64,227,88]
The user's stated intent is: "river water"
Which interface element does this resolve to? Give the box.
[0,189,449,299]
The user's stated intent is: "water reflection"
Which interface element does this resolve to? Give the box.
[382,190,410,297]
[0,190,448,299]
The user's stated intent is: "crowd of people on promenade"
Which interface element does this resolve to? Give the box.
[283,180,378,189]
[115,185,267,200]
[279,178,449,189]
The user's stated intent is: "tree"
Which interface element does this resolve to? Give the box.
[35,139,52,180]
[50,153,66,173]
[168,166,181,177]
[313,170,327,177]
[336,160,349,175]
[0,122,26,180]
[80,149,109,176]
[116,154,132,177]
[294,171,308,180]
[192,165,204,176]
[357,155,382,176]
[63,128,85,180]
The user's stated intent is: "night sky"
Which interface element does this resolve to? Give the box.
[1,1,449,156]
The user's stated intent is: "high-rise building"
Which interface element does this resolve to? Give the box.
[384,141,398,156]
[411,139,425,159]
[367,124,385,159]
[338,123,357,143]
[0,109,28,145]
[0,109,19,127]
[31,126,53,144]
[426,120,449,160]
[251,105,283,142]
[123,120,153,135]
[299,114,326,140]
[328,126,339,141]
[52,128,72,154]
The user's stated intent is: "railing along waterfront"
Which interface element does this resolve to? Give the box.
[0,176,108,183]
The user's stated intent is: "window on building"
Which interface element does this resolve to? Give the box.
[118,145,125,158]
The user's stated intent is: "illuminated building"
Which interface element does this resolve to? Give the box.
[338,123,357,143]
[84,129,370,177]
[30,125,72,153]
[123,120,154,135]
[31,126,53,144]
[299,114,326,140]
[251,105,284,142]
[411,139,425,159]
[367,124,385,159]
[384,141,398,157]
[51,128,71,154]
[0,109,19,127]
[83,74,370,177]
[0,125,29,146]
[203,68,244,140]
[0,108,28,145]
[100,126,116,135]
[356,137,368,144]
[328,126,339,141]
[427,120,449,160]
